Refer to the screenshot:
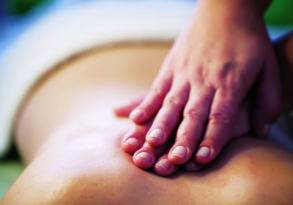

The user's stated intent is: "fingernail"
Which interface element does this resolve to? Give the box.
[147,129,164,142]
[156,159,171,171]
[130,109,144,121]
[171,146,188,159]
[134,152,154,164]
[123,138,139,147]
[196,146,210,158]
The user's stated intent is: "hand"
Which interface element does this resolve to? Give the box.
[117,0,281,167]
[115,96,250,176]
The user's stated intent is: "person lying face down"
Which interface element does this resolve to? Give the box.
[3,33,293,205]
[0,1,292,204]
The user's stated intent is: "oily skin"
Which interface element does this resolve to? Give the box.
[121,0,282,169]
[3,42,293,205]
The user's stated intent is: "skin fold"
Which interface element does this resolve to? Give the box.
[2,41,293,205]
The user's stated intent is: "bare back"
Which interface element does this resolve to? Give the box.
[4,42,293,205]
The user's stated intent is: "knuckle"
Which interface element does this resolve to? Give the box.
[219,76,245,98]
[177,131,194,142]
[184,108,205,121]
[154,121,168,130]
[222,89,242,106]
[215,61,236,79]
[209,112,232,125]
[150,86,165,98]
[164,95,183,107]
[209,106,234,125]
[189,66,207,84]
[177,128,189,138]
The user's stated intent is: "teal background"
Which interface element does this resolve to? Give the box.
[0,160,23,197]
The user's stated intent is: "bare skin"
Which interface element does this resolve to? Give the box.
[123,0,282,168]
[2,42,293,205]
[117,33,293,176]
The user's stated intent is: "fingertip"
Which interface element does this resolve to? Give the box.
[168,146,190,165]
[146,128,165,147]
[129,109,146,124]
[154,159,175,177]
[113,107,126,116]
[133,152,155,169]
[195,146,213,164]
[122,138,141,154]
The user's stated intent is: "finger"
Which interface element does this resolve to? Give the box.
[154,155,178,177]
[132,142,168,169]
[253,56,282,137]
[145,79,190,147]
[129,72,172,124]
[168,86,214,164]
[195,89,238,164]
[121,123,151,154]
[114,97,143,117]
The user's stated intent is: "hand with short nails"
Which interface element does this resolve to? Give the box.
[115,0,282,175]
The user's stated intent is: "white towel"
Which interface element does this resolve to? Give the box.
[0,0,195,157]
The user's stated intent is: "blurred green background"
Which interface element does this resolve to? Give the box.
[0,161,23,197]
[7,0,52,15]
[0,146,24,197]
[0,0,292,199]
[265,0,293,25]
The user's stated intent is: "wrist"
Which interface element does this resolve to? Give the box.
[193,0,270,35]
[197,0,271,17]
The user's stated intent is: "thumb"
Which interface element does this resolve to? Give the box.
[113,97,143,117]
